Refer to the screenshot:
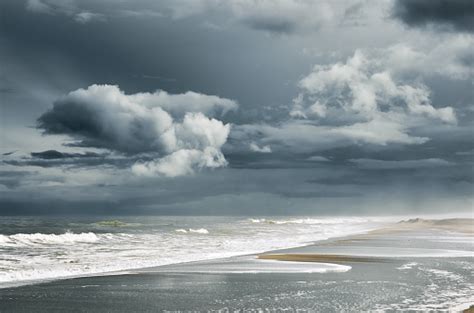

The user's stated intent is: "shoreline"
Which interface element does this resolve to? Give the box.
[1,217,472,289]
[0,218,389,289]
[0,217,472,311]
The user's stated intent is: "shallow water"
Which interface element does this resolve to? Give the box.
[1,257,472,312]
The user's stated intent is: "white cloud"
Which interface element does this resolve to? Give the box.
[74,12,105,24]
[249,142,272,153]
[233,118,428,154]
[289,49,456,144]
[132,147,227,177]
[295,50,456,124]
[38,85,234,177]
[236,46,461,154]
[131,112,230,177]
[134,90,238,117]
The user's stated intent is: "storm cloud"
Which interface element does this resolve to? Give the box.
[31,150,101,159]
[0,0,472,215]
[392,0,474,33]
[37,85,235,176]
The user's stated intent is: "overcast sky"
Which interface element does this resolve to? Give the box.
[0,0,473,215]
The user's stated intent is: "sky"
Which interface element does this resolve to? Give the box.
[0,0,473,215]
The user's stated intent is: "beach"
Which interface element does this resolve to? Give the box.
[0,216,472,312]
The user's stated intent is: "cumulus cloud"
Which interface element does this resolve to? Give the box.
[132,147,227,177]
[391,0,474,33]
[294,50,456,124]
[234,48,459,154]
[288,50,455,145]
[133,90,238,117]
[37,85,234,177]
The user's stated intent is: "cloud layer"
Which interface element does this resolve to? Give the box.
[392,0,474,33]
[26,0,106,23]
[1,0,473,214]
[37,85,235,176]
[23,0,359,34]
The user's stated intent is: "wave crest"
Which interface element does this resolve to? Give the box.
[249,218,367,225]
[175,228,209,234]
[0,232,99,245]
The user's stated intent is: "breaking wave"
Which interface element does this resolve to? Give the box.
[248,217,369,225]
[0,232,100,245]
[175,228,209,234]
[0,216,389,288]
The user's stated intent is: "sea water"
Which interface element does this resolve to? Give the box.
[0,216,389,287]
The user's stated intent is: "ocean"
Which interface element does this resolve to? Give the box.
[0,215,389,288]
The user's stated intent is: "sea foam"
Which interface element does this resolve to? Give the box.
[1,232,99,245]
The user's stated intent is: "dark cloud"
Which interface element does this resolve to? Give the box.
[37,84,233,152]
[0,164,471,215]
[392,0,474,33]
[243,17,296,34]
[0,0,472,215]
[4,149,118,168]
[31,150,101,159]
[36,84,234,176]
[4,158,108,168]
[234,1,334,35]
